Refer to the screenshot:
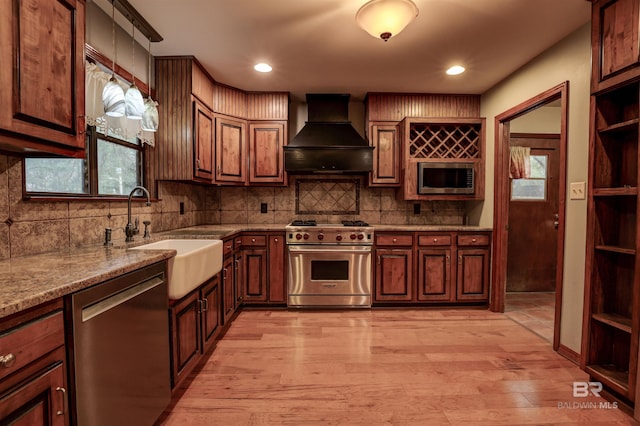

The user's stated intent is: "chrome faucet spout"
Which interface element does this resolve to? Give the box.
[125,186,151,242]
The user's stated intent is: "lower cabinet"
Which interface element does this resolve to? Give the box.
[222,254,236,325]
[0,301,68,425]
[374,231,491,305]
[169,275,221,390]
[268,234,286,303]
[236,232,287,305]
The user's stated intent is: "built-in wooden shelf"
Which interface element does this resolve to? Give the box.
[592,187,638,196]
[592,313,633,333]
[598,118,639,134]
[587,364,629,393]
[594,245,637,255]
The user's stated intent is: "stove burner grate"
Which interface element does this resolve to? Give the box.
[342,220,369,227]
[290,219,317,226]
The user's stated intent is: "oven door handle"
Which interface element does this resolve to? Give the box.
[287,246,371,254]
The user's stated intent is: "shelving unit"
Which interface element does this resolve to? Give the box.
[583,80,640,405]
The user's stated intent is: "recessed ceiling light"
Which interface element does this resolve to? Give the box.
[254,63,272,73]
[446,65,465,76]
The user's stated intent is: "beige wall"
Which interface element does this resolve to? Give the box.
[510,105,562,134]
[478,23,591,353]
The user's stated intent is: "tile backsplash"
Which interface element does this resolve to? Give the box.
[1,154,464,259]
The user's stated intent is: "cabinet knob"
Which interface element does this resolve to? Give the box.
[393,238,397,243]
[0,353,16,368]
[472,238,477,243]
[251,238,256,243]
[274,238,279,243]
[433,238,438,242]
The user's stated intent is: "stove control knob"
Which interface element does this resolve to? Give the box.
[317,233,324,240]
[336,234,343,241]
[295,233,302,240]
[303,233,310,240]
[350,233,357,240]
[357,233,364,240]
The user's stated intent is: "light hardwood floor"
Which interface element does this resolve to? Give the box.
[159,309,637,425]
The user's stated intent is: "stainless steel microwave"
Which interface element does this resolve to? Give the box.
[417,162,475,194]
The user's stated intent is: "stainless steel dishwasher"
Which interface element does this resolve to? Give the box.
[69,262,171,426]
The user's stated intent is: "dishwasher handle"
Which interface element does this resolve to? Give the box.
[81,275,164,323]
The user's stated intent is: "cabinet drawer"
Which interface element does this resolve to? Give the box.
[418,234,452,246]
[457,234,490,246]
[241,235,267,247]
[223,239,234,257]
[376,234,413,246]
[0,311,64,381]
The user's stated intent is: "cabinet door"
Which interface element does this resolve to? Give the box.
[242,248,268,303]
[169,290,201,387]
[268,234,286,303]
[369,123,400,186]
[417,248,452,302]
[593,0,640,85]
[456,248,489,301]
[234,253,244,309]
[215,116,246,183]
[194,100,214,181]
[0,360,66,426]
[0,0,85,154]
[374,248,413,302]
[201,276,221,352]
[249,122,286,184]
[222,256,236,324]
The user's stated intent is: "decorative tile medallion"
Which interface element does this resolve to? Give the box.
[295,179,359,215]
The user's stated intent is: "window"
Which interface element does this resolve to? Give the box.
[510,155,547,201]
[25,127,143,197]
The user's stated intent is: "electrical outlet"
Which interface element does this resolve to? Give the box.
[570,182,586,200]
[179,202,185,215]
[260,202,268,214]
[413,203,421,215]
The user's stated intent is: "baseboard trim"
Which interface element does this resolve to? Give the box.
[557,344,580,365]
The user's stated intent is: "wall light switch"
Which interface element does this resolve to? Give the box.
[570,182,586,200]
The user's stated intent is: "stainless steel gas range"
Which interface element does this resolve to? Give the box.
[285,220,374,308]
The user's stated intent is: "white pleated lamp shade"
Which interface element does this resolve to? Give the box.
[102,77,125,117]
[125,84,145,120]
[141,98,159,132]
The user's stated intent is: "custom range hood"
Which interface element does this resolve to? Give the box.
[284,94,373,173]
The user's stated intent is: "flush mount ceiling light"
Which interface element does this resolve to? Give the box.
[125,22,145,120]
[446,65,466,75]
[356,0,419,42]
[254,63,273,73]
[102,0,125,117]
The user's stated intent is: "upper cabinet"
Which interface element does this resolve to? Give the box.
[0,0,86,156]
[592,0,640,92]
[149,56,289,188]
[364,93,484,199]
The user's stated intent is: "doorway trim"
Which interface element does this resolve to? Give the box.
[490,81,569,352]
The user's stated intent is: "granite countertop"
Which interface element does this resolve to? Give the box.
[0,223,492,320]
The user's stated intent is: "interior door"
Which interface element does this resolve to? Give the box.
[506,134,560,292]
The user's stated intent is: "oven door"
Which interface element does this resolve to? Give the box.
[287,245,372,307]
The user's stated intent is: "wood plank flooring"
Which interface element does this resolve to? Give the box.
[158,309,637,425]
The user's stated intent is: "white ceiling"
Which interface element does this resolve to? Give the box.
[101,0,591,102]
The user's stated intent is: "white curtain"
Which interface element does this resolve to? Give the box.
[85,61,155,147]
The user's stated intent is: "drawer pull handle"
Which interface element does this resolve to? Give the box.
[433,238,438,242]
[472,238,477,242]
[0,353,16,368]
[56,386,66,416]
[251,238,256,243]
[392,238,397,243]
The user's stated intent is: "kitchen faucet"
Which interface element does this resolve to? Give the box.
[125,186,151,242]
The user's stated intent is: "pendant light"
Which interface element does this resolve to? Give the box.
[356,0,419,42]
[102,0,125,117]
[141,39,159,132]
[124,22,145,120]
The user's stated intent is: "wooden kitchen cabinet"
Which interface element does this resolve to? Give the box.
[249,122,287,184]
[417,234,454,302]
[455,233,490,302]
[0,0,85,156]
[194,99,215,181]
[222,249,236,325]
[268,234,287,304]
[215,115,247,184]
[368,122,401,186]
[151,57,216,185]
[0,300,68,425]
[168,275,221,389]
[374,233,414,303]
[591,0,640,92]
